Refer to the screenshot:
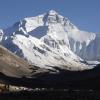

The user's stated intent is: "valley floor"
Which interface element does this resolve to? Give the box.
[0,89,100,100]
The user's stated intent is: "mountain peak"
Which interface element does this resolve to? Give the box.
[43,10,64,25]
[48,10,58,15]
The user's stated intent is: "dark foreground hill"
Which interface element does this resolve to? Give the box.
[1,89,100,100]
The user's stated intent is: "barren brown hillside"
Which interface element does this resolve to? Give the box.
[0,45,32,78]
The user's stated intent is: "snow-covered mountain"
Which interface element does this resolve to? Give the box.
[1,10,99,70]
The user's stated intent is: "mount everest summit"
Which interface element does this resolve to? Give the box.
[0,10,100,71]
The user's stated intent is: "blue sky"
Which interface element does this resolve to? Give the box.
[0,0,100,33]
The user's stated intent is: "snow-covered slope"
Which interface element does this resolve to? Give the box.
[0,29,3,42]
[1,10,99,70]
